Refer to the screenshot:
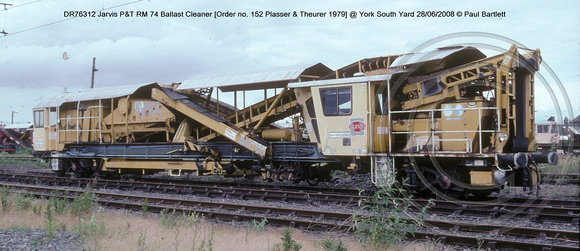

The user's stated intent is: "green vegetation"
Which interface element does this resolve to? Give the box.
[71,185,98,216]
[50,193,68,214]
[0,149,48,167]
[44,198,58,238]
[321,238,348,251]
[245,218,269,232]
[14,191,32,211]
[74,206,105,239]
[1,186,11,211]
[352,179,431,250]
[141,198,148,218]
[157,208,215,251]
[137,228,147,251]
[272,227,302,251]
[540,154,580,174]
[330,170,350,180]
[32,203,43,215]
[0,185,368,250]
[160,208,205,229]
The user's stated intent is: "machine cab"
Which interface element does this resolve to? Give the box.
[290,75,391,156]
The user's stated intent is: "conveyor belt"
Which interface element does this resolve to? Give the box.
[151,87,270,158]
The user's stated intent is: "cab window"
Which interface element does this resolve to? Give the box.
[33,110,44,128]
[320,87,352,116]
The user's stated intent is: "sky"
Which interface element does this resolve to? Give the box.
[0,0,578,125]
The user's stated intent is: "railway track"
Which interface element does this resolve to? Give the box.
[1,182,578,250]
[0,155,38,162]
[541,173,580,185]
[0,172,578,224]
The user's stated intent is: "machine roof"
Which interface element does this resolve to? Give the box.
[288,74,391,88]
[4,123,33,129]
[390,46,486,75]
[34,83,159,108]
[178,63,333,92]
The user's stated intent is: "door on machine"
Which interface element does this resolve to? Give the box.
[311,82,369,156]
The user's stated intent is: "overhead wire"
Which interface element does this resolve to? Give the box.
[2,5,6,35]
[1,0,143,38]
[6,0,42,9]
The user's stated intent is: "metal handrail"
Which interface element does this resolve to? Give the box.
[389,106,500,153]
[57,103,105,143]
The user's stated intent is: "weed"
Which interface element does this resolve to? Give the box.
[173,228,181,251]
[14,191,32,211]
[1,186,11,211]
[32,203,43,215]
[199,239,206,251]
[194,227,215,251]
[245,218,269,243]
[207,227,214,251]
[541,155,580,174]
[74,206,106,239]
[137,228,147,251]
[424,236,445,251]
[321,238,347,251]
[141,198,148,218]
[71,185,98,216]
[160,208,178,229]
[330,170,350,180]
[352,178,429,250]
[14,147,33,155]
[51,192,68,214]
[45,199,57,239]
[189,217,204,251]
[161,209,204,229]
[272,227,302,251]
[246,218,268,231]
[476,238,485,251]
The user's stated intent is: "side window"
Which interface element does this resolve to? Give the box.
[305,97,316,118]
[320,87,352,116]
[49,108,57,127]
[33,110,44,128]
[375,85,389,115]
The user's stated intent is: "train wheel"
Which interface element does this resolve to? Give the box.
[74,169,85,178]
[306,177,320,186]
[437,168,468,199]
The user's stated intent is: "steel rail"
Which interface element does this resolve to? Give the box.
[3,183,579,250]
[0,172,578,224]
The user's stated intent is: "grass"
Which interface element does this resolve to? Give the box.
[0,149,49,168]
[540,154,580,174]
[0,180,441,250]
[0,189,378,251]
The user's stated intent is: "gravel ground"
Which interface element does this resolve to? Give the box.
[0,229,83,251]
